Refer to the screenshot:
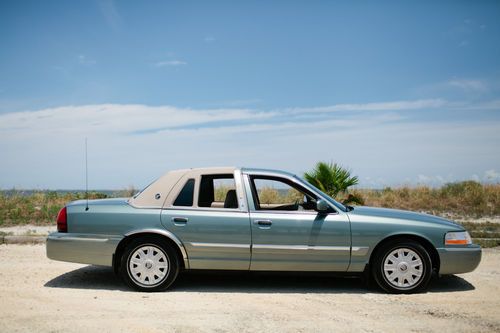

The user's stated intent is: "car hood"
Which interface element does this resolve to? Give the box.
[346,206,461,228]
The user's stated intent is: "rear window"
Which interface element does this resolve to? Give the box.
[173,179,195,206]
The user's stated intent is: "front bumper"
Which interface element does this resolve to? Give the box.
[46,232,122,267]
[437,245,482,275]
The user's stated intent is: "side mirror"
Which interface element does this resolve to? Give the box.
[316,199,329,213]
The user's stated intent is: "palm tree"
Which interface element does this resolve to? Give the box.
[304,162,364,205]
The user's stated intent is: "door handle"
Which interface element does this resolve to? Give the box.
[254,219,272,226]
[172,217,188,224]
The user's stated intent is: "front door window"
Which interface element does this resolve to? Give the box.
[251,177,317,212]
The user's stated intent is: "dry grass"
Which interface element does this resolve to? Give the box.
[353,181,500,218]
[0,190,128,227]
[1,182,499,248]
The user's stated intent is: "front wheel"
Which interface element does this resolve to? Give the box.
[120,237,179,292]
[372,240,432,294]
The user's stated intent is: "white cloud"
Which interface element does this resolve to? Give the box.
[285,99,446,114]
[484,169,500,182]
[447,79,487,92]
[417,78,493,97]
[455,99,500,110]
[417,174,431,183]
[1,100,499,189]
[415,170,500,187]
[154,60,187,67]
[212,99,263,107]
[98,0,122,31]
[204,36,215,43]
[0,104,272,137]
[78,55,96,65]
[416,174,454,187]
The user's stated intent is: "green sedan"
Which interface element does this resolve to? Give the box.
[46,167,481,293]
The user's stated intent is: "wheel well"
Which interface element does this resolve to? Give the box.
[113,233,186,274]
[369,234,440,273]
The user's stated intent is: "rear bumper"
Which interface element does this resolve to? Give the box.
[46,232,122,267]
[437,245,482,275]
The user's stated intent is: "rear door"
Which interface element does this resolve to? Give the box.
[161,170,251,270]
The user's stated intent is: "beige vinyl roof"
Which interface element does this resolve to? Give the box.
[128,167,238,208]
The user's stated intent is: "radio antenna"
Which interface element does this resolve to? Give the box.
[85,138,89,211]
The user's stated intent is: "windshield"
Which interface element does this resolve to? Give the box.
[294,176,347,212]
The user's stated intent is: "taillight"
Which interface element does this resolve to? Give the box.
[57,207,67,232]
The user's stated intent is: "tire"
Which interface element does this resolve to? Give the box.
[119,236,179,292]
[372,239,432,294]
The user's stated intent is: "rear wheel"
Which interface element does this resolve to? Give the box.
[119,237,179,292]
[372,240,432,294]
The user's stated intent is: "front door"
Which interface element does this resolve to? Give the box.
[246,175,351,271]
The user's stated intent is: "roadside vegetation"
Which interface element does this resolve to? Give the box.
[1,171,499,247]
[304,162,363,205]
[358,181,500,218]
[0,189,135,227]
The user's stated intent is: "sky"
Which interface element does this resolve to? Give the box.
[1,0,499,189]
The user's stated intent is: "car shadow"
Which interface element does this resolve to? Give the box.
[44,265,129,291]
[428,274,476,292]
[44,265,475,293]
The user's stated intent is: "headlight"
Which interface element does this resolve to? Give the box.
[445,231,472,245]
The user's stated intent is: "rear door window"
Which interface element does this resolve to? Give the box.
[198,174,238,209]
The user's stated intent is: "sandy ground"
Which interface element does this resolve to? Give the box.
[0,245,499,333]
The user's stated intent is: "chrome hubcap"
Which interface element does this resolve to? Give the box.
[383,248,423,289]
[128,245,169,287]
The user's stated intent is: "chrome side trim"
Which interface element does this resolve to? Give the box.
[190,242,250,249]
[251,210,339,216]
[252,244,350,251]
[47,236,110,243]
[351,246,370,256]
[124,228,189,269]
[437,247,482,252]
[313,246,350,251]
[163,207,248,213]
